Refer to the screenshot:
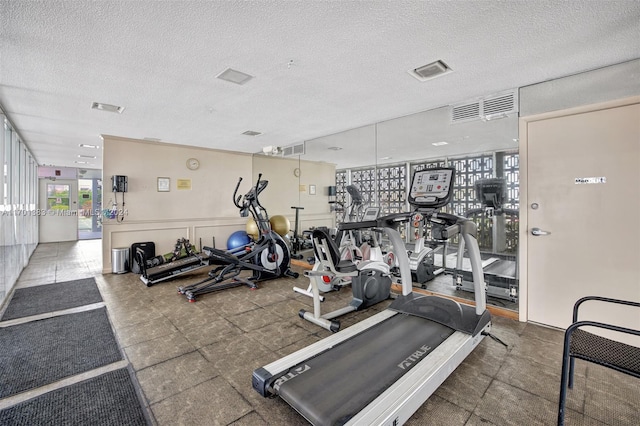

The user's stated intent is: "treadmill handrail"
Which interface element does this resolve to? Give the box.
[338,211,413,232]
[338,219,378,231]
[431,215,487,315]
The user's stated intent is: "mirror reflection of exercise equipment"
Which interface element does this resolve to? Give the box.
[453,177,519,302]
[289,206,313,260]
[336,185,370,262]
[406,212,448,287]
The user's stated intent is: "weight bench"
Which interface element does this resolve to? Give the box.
[557,296,640,425]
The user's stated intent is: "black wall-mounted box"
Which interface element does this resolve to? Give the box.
[111,175,128,192]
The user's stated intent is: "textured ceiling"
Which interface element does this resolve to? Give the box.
[1,0,639,169]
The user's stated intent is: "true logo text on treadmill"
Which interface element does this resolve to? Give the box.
[273,364,311,391]
[398,345,431,370]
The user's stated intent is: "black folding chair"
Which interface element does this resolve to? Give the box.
[557,296,640,425]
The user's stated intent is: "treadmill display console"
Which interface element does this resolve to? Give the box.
[408,168,455,209]
[361,206,380,221]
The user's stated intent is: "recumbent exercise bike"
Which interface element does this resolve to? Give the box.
[299,217,393,332]
[178,174,299,302]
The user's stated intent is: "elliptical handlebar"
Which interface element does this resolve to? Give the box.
[253,173,268,212]
[233,177,244,209]
[232,174,270,211]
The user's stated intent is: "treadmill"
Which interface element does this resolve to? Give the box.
[253,167,492,426]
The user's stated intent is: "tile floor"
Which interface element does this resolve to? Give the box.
[6,240,640,425]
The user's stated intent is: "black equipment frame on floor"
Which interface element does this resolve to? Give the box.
[137,238,208,287]
[178,174,298,302]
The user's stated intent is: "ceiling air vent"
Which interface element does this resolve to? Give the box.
[217,68,253,85]
[482,91,518,119]
[282,143,305,157]
[408,60,451,82]
[451,90,518,123]
[451,101,481,123]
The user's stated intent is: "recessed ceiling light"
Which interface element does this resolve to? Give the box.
[408,60,452,82]
[328,147,343,151]
[143,137,162,142]
[77,155,96,159]
[379,156,392,160]
[216,68,254,85]
[242,130,262,136]
[432,141,449,146]
[91,102,125,113]
[74,161,91,164]
[79,144,100,149]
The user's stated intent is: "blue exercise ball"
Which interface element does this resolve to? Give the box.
[227,230,251,250]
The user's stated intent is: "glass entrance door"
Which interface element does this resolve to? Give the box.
[78,178,102,240]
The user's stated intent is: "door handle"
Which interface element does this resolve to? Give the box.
[531,227,551,236]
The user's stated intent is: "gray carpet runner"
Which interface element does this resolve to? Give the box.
[0,368,148,425]
[1,277,103,320]
[0,307,122,399]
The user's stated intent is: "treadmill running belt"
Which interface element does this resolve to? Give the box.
[277,313,454,426]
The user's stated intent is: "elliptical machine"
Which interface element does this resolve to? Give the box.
[178,174,299,302]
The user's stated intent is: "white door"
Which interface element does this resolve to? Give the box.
[523,100,640,338]
[39,179,79,242]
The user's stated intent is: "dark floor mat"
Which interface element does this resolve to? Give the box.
[0,368,148,426]
[1,278,103,321]
[0,308,123,398]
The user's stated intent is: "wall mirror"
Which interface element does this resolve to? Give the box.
[299,103,520,312]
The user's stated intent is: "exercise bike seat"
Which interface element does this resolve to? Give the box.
[312,229,358,274]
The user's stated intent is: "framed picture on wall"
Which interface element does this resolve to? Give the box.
[309,184,316,195]
[157,177,170,192]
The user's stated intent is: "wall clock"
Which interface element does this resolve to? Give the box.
[186,158,200,170]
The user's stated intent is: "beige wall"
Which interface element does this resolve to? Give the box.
[252,155,336,231]
[102,136,334,272]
